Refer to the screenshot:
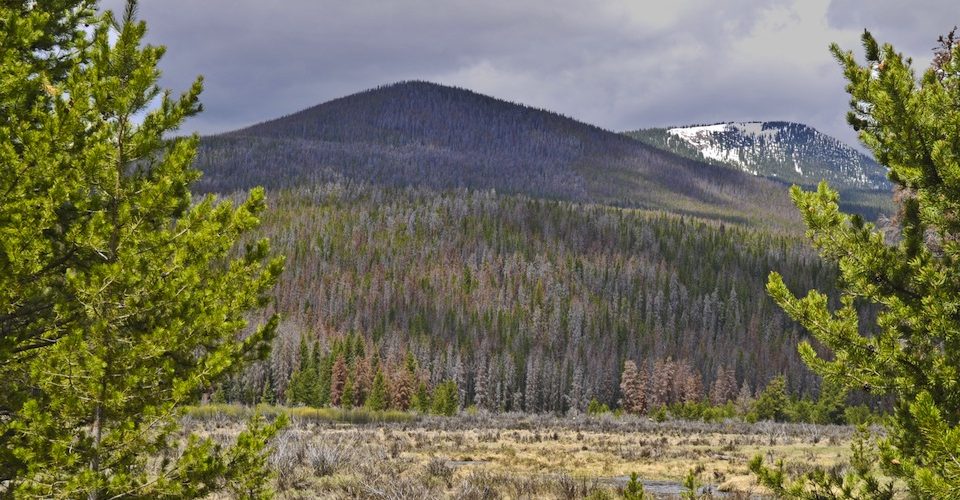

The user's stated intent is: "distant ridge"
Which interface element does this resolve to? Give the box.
[195,82,808,226]
[626,121,889,191]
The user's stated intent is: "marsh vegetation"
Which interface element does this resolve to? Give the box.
[186,407,862,498]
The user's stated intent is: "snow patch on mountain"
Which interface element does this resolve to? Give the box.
[659,121,888,191]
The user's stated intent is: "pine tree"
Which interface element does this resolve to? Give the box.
[260,371,276,405]
[341,374,355,409]
[330,355,347,407]
[751,375,789,422]
[812,378,847,425]
[755,29,960,496]
[317,352,334,406]
[675,360,703,404]
[0,0,97,411]
[709,365,735,405]
[619,360,647,414]
[412,381,432,413]
[287,337,317,405]
[0,2,284,497]
[431,380,459,416]
[0,0,101,365]
[735,382,753,416]
[223,411,289,499]
[404,350,418,374]
[212,385,227,404]
[391,368,414,411]
[366,367,389,411]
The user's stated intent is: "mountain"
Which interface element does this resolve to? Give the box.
[196,83,865,409]
[194,81,800,227]
[626,121,890,191]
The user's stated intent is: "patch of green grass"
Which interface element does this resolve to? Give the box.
[185,404,417,424]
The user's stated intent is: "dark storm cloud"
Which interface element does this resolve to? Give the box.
[100,0,947,148]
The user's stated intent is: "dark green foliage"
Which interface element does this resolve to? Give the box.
[619,374,870,424]
[365,368,389,411]
[650,406,668,423]
[668,401,736,423]
[0,2,283,496]
[751,375,790,422]
[412,381,432,413]
[318,352,334,406]
[842,405,876,426]
[341,375,355,409]
[431,380,459,416]
[287,337,320,406]
[758,28,960,496]
[259,376,276,405]
[223,412,289,499]
[810,379,847,425]
[212,385,227,404]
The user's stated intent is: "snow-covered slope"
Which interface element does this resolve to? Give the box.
[627,121,889,191]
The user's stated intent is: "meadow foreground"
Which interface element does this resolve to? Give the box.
[186,408,859,498]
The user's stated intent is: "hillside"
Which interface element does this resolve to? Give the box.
[626,122,889,190]
[225,184,840,411]
[195,81,800,227]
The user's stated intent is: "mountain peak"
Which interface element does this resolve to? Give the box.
[628,121,889,191]
[195,83,803,227]
[227,79,609,143]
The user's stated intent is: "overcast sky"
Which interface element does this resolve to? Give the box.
[100,0,954,148]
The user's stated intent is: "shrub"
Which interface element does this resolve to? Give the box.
[651,406,668,423]
[623,472,647,499]
[751,375,789,422]
[587,399,610,416]
[843,405,876,426]
[184,404,415,424]
[425,457,454,485]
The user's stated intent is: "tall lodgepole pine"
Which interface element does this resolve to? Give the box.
[0,0,97,408]
[0,1,286,498]
[754,29,960,497]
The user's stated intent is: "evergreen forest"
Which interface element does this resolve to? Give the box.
[218,183,852,414]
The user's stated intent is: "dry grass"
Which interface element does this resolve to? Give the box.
[185,409,861,498]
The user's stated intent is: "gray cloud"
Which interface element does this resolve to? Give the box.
[99,0,949,149]
[827,0,957,60]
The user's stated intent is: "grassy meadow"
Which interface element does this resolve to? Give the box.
[184,406,864,498]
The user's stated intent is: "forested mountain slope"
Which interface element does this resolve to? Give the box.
[194,82,888,410]
[195,81,799,227]
[227,183,848,411]
[627,122,893,219]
